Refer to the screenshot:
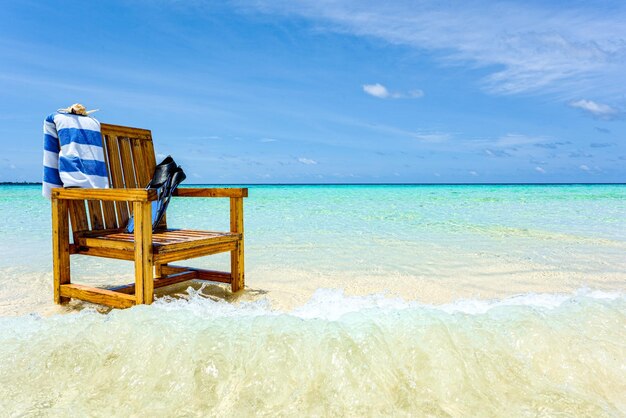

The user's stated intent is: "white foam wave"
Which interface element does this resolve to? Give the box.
[1,287,624,416]
[149,286,624,321]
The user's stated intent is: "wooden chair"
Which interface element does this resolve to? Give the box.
[51,123,247,309]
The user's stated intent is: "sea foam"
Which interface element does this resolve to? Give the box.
[1,289,624,417]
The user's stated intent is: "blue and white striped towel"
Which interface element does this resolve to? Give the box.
[42,111,109,198]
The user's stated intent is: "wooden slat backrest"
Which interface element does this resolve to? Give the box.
[69,123,158,238]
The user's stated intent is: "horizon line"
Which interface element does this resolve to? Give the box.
[2,182,625,186]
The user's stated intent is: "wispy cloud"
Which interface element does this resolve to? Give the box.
[491,133,547,148]
[534,141,571,149]
[484,149,512,158]
[330,115,455,144]
[578,164,602,174]
[362,83,423,99]
[260,138,278,143]
[412,132,450,142]
[297,157,317,165]
[568,99,619,119]
[535,166,546,174]
[472,134,570,157]
[244,1,626,102]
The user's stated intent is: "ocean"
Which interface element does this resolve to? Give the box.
[0,184,625,416]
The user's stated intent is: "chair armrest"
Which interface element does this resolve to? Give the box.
[51,188,157,202]
[173,187,248,198]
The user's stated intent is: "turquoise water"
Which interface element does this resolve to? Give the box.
[3,184,626,269]
[2,184,625,308]
[0,184,625,415]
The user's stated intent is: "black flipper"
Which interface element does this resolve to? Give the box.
[126,156,180,233]
[146,156,177,188]
[151,166,186,230]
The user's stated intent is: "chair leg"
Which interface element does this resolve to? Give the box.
[133,201,154,304]
[231,240,244,292]
[52,198,71,304]
[230,197,244,292]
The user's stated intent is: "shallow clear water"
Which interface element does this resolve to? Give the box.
[0,184,625,416]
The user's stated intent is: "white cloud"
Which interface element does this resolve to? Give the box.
[298,157,317,165]
[363,83,423,99]
[535,166,546,174]
[260,138,278,143]
[469,170,479,176]
[569,99,619,119]
[579,164,590,171]
[246,1,626,100]
[363,83,389,98]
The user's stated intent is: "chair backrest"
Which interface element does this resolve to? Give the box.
[68,123,158,237]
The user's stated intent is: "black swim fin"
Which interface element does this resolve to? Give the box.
[146,155,177,189]
[151,166,186,230]
[126,156,184,233]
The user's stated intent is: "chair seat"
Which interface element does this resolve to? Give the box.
[74,229,241,260]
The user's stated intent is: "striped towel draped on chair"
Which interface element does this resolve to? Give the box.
[42,112,109,198]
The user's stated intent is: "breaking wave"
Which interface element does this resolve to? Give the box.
[0,289,624,416]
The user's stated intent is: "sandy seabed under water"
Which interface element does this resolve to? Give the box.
[1,185,626,416]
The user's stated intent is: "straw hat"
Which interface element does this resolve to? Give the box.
[58,103,99,116]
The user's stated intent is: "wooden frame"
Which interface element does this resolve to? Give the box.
[50,123,247,309]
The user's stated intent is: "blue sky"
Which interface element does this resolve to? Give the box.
[1,0,625,183]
